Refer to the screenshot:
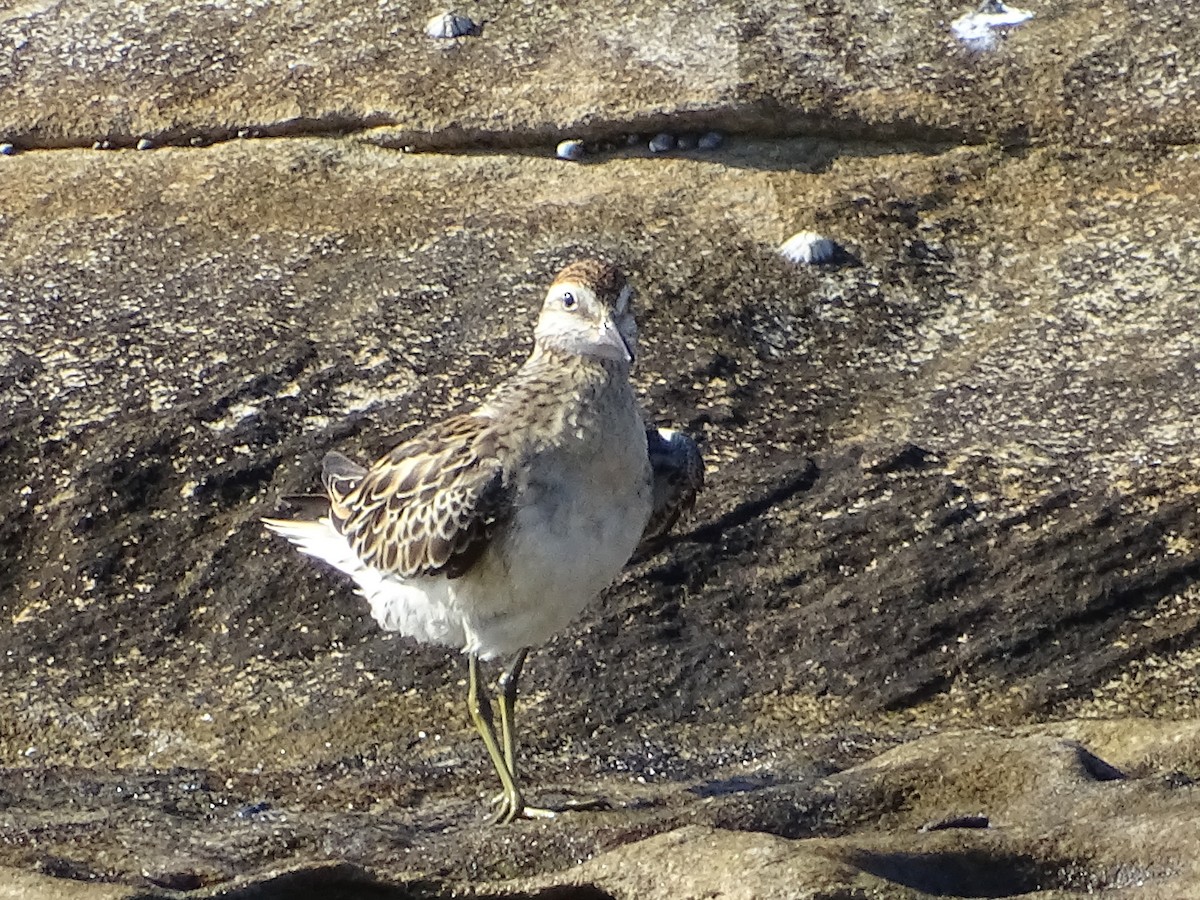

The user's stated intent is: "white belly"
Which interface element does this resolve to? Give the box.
[349,429,652,660]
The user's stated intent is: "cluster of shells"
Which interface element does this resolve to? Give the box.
[556,131,724,162]
[950,0,1033,51]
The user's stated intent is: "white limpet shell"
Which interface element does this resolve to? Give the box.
[0,142,14,156]
[778,231,839,265]
[951,0,1033,51]
[425,12,481,39]
[555,139,586,161]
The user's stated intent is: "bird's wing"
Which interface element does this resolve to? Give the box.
[321,450,367,497]
[637,427,704,553]
[328,414,512,579]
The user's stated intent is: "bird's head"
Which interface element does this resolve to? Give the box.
[534,259,637,365]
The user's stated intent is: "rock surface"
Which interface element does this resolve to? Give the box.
[3,1,1200,898]
[3,0,1198,150]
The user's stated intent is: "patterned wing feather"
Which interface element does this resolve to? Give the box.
[637,427,704,553]
[328,415,512,579]
[322,450,367,496]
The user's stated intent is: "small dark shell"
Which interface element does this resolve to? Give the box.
[556,139,586,161]
[648,133,676,153]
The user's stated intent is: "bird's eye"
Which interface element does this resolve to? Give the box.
[561,291,577,310]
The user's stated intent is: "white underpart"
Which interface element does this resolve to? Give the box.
[263,517,467,648]
[267,406,652,661]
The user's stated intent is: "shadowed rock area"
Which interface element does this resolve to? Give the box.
[4,1,1200,898]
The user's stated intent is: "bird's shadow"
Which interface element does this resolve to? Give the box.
[684,457,818,546]
[631,457,818,569]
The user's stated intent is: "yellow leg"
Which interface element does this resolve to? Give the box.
[467,653,525,824]
[497,647,529,778]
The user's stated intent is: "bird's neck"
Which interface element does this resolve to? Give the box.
[523,340,630,384]
[480,342,634,436]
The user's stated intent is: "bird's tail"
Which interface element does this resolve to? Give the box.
[262,516,363,576]
[264,449,370,576]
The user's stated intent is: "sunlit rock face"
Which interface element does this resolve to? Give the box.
[4,1,1200,896]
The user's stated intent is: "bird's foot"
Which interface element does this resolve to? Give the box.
[488,790,557,823]
[488,791,608,821]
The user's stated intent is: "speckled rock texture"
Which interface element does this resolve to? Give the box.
[4,1,1200,898]
[2,0,1197,150]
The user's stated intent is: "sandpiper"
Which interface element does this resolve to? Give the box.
[264,259,702,822]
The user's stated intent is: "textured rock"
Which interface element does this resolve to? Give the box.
[5,0,1200,897]
[0,869,128,900]
[5,135,1200,897]
[2,1,1200,150]
[5,724,1200,898]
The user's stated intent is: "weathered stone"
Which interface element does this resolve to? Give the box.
[2,2,1199,150]
[5,1,1200,897]
[4,135,1200,896]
